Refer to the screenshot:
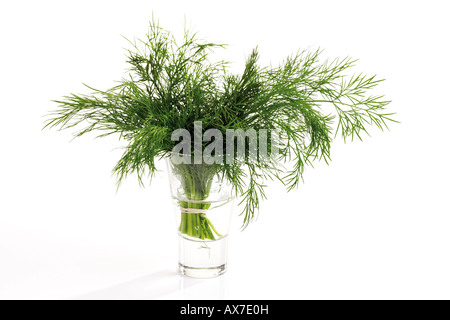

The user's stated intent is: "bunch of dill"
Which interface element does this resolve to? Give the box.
[45,20,395,239]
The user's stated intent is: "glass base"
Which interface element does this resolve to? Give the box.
[178,234,229,279]
[178,263,227,278]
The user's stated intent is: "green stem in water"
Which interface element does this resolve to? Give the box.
[175,163,222,241]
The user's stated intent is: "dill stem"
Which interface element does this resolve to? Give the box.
[177,163,221,241]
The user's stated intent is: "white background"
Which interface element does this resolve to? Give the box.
[0,0,449,300]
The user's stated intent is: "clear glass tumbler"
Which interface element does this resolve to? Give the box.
[166,156,235,278]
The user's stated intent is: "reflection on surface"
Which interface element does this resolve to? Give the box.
[178,273,227,299]
[74,269,228,300]
[75,269,178,300]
